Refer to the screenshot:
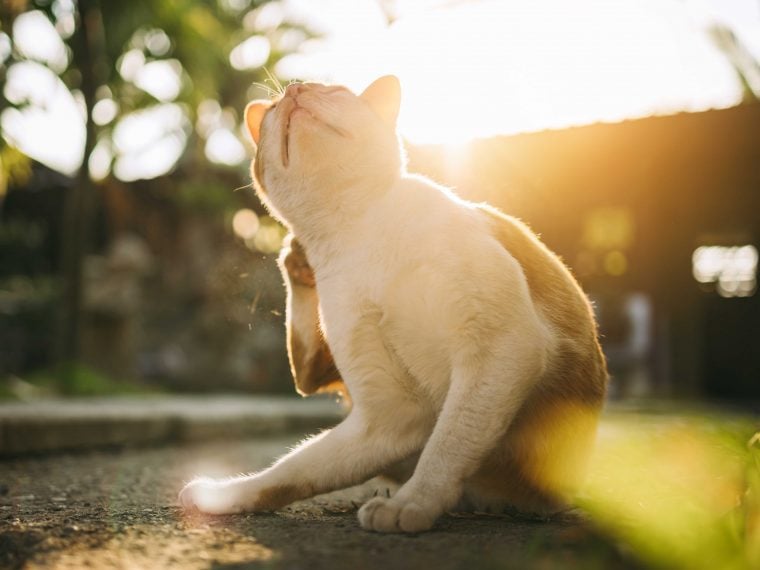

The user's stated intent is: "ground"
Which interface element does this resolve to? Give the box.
[0,434,641,570]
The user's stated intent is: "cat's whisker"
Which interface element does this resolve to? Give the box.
[263,67,285,96]
[232,182,255,192]
[251,81,278,99]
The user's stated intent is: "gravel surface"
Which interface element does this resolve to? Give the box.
[0,434,640,570]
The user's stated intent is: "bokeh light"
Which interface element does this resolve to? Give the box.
[112,104,189,182]
[693,245,758,297]
[229,36,271,70]
[133,59,183,102]
[12,10,69,73]
[232,209,260,240]
[205,129,247,166]
[1,61,85,175]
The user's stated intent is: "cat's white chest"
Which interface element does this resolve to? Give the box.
[312,182,491,400]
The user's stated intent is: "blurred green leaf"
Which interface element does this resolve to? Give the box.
[580,412,759,570]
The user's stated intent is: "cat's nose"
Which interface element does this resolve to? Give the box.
[285,83,303,98]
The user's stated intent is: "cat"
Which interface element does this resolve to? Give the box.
[179,76,608,533]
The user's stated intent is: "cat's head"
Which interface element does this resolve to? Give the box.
[243,76,403,229]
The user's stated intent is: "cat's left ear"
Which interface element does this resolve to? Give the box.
[244,100,273,145]
[360,75,401,128]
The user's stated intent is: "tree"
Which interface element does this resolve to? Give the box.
[0,0,309,380]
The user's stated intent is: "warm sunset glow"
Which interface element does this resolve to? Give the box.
[3,0,760,174]
[391,0,699,143]
[276,0,760,145]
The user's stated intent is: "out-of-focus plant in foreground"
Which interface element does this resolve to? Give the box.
[580,412,760,569]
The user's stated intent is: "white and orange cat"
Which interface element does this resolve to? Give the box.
[179,76,608,533]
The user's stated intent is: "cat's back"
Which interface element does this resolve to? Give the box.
[476,205,593,332]
[477,204,607,397]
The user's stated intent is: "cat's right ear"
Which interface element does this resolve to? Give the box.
[244,100,273,145]
[360,75,401,128]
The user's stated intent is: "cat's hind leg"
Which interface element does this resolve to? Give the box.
[462,383,604,516]
[358,329,548,533]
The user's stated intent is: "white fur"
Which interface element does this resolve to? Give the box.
[180,80,589,533]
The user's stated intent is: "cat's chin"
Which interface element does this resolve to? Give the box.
[290,108,351,141]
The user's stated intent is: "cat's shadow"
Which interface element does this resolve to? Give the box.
[202,497,609,570]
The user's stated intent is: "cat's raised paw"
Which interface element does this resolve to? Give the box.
[357,496,437,533]
[178,477,244,515]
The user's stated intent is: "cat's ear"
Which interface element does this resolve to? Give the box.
[360,75,401,128]
[244,100,273,145]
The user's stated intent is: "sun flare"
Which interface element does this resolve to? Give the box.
[277,0,751,145]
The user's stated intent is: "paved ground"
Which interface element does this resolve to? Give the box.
[0,396,344,455]
[0,433,639,570]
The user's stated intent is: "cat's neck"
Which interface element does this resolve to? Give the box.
[285,172,403,268]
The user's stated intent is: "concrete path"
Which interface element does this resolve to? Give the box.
[0,396,344,456]
[0,434,637,570]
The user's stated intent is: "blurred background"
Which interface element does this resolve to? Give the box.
[0,0,758,403]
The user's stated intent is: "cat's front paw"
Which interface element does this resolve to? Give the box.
[369,477,400,500]
[357,496,438,533]
[179,477,245,515]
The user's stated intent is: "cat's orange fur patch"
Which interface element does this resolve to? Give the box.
[255,483,313,511]
[480,204,608,404]
[289,327,343,396]
[458,206,607,512]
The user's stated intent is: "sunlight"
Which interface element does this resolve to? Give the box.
[205,128,247,166]
[693,245,758,298]
[0,32,11,63]
[117,48,146,82]
[88,140,113,181]
[582,415,759,570]
[134,59,183,102]
[111,104,189,182]
[389,0,743,143]
[252,216,287,254]
[230,36,271,70]
[92,98,119,126]
[46,523,275,568]
[232,208,261,240]
[12,10,68,73]
[1,61,85,175]
[3,0,760,176]
[279,0,756,145]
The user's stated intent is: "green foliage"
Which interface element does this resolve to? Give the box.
[0,144,32,198]
[2,0,310,180]
[0,0,309,374]
[580,411,760,570]
[175,178,240,213]
[0,276,58,376]
[0,362,163,400]
[55,362,160,396]
[0,220,48,275]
